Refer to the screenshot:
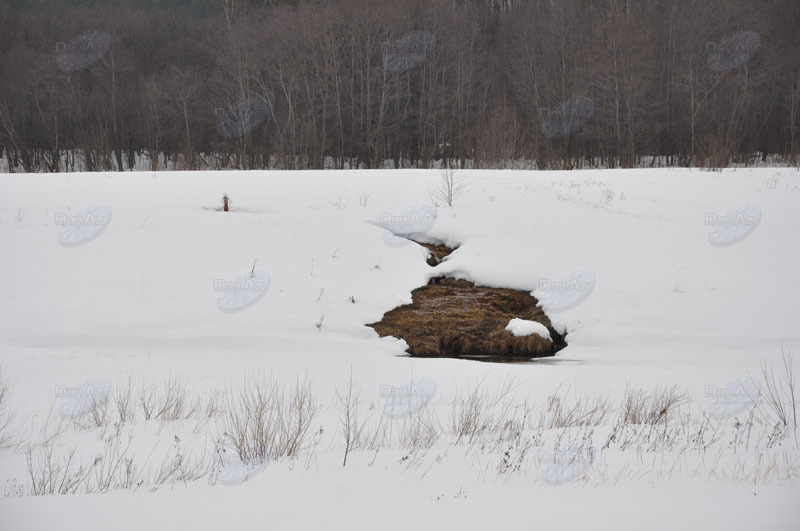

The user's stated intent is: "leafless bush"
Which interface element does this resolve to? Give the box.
[0,365,17,448]
[67,391,111,431]
[114,374,136,424]
[26,443,88,495]
[430,167,467,207]
[4,477,25,497]
[621,384,686,425]
[336,368,362,466]
[150,437,211,492]
[760,347,797,428]
[27,407,68,450]
[139,382,158,420]
[221,374,318,463]
[155,375,196,421]
[88,394,110,428]
[26,422,139,495]
[280,377,318,457]
[222,375,277,463]
[137,376,197,423]
[151,454,186,490]
[25,423,211,495]
[91,425,140,492]
[190,389,224,436]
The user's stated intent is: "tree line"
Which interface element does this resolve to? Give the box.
[0,0,798,172]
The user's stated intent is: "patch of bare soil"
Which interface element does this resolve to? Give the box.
[368,241,567,362]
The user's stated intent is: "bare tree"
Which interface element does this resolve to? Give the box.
[430,167,467,207]
[335,367,362,467]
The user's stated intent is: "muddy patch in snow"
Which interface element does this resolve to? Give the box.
[368,241,567,362]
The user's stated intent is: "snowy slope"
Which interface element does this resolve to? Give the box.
[0,168,798,530]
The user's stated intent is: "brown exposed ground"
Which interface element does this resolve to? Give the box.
[368,241,567,362]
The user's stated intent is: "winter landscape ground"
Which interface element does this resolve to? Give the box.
[0,167,798,530]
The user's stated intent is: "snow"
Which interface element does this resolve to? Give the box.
[505,318,552,340]
[1,167,799,530]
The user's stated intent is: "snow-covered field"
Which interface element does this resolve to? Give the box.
[0,168,798,530]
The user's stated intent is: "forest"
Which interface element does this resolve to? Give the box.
[0,0,798,171]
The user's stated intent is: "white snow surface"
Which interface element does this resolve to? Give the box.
[505,318,552,340]
[0,168,799,530]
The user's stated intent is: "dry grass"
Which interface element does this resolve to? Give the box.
[369,278,565,360]
[760,347,797,428]
[542,387,612,429]
[398,405,442,449]
[621,384,686,425]
[14,369,800,496]
[205,389,224,418]
[450,376,519,443]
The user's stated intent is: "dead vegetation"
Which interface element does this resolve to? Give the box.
[12,362,800,496]
[0,365,16,448]
[369,265,567,360]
